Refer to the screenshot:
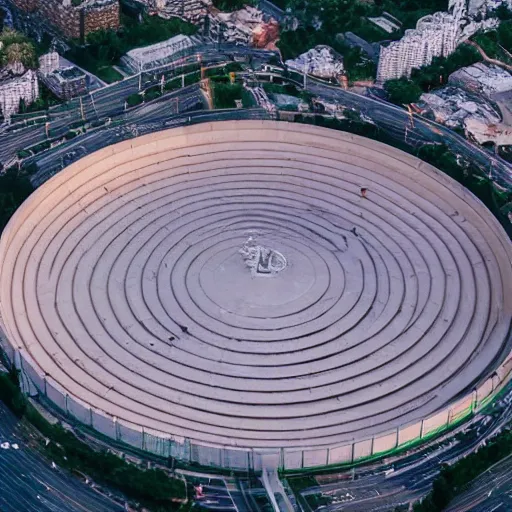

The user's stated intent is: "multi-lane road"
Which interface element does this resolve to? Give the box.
[0,42,274,165]
[306,79,512,186]
[0,401,124,512]
[29,104,270,186]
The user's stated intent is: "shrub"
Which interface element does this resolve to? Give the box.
[126,93,143,107]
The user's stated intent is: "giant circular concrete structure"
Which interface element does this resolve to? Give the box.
[1,121,512,467]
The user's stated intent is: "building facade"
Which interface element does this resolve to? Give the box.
[8,0,120,40]
[376,0,497,82]
[122,34,196,72]
[136,0,211,25]
[0,69,38,120]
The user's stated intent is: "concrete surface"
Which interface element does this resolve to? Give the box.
[0,120,511,463]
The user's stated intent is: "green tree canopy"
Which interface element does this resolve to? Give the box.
[0,168,34,232]
[0,29,37,70]
[384,77,422,104]
[497,20,512,51]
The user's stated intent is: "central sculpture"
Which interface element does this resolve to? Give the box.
[239,237,287,277]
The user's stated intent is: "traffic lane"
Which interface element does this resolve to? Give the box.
[0,402,123,512]
[445,455,512,512]
[0,125,46,164]
[308,80,511,182]
[29,106,269,185]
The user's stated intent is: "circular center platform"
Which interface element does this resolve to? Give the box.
[1,121,511,452]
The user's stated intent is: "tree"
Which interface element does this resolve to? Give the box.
[431,474,452,509]
[212,82,245,108]
[5,42,37,69]
[85,29,124,64]
[0,168,34,233]
[409,45,481,91]
[495,4,512,20]
[384,77,422,104]
[0,29,37,70]
[212,0,253,11]
[497,20,512,52]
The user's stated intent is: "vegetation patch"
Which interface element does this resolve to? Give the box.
[0,166,33,232]
[472,20,512,65]
[96,65,125,84]
[0,28,37,70]
[409,44,482,92]
[263,82,301,96]
[212,82,253,108]
[212,0,255,12]
[384,77,423,104]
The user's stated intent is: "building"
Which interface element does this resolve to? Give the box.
[367,12,402,34]
[38,52,60,76]
[449,62,512,96]
[0,69,38,120]
[468,0,512,15]
[208,6,274,46]
[37,52,88,100]
[1,121,512,471]
[376,0,497,82]
[135,0,211,26]
[285,46,345,79]
[43,66,88,100]
[121,34,196,73]
[8,0,120,40]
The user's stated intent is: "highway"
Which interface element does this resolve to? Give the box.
[445,454,512,512]
[0,401,123,512]
[3,55,509,197]
[306,79,512,187]
[0,43,275,165]
[29,105,269,186]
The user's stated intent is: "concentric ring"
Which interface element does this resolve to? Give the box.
[1,120,511,452]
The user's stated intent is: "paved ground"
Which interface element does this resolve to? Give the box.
[1,121,511,459]
[0,401,123,512]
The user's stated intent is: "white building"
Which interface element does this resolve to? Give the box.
[0,70,39,121]
[136,0,211,25]
[449,62,512,96]
[285,46,344,79]
[468,0,512,15]
[376,0,498,82]
[122,34,196,73]
[38,52,60,76]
